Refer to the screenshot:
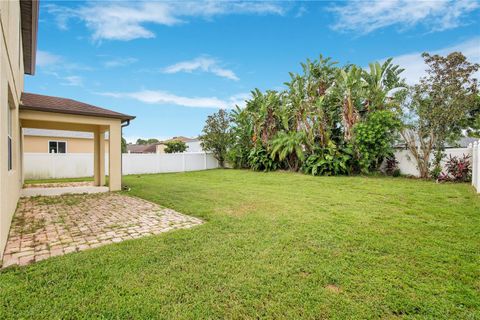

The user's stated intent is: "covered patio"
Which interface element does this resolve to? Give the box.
[19,93,134,193]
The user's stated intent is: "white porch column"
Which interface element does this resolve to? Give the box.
[20,125,24,185]
[108,122,122,191]
[94,127,105,186]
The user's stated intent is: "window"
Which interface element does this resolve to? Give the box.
[7,94,13,171]
[49,141,67,154]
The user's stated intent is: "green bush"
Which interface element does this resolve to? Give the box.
[302,142,352,176]
[247,146,278,172]
[353,110,400,173]
[164,140,188,153]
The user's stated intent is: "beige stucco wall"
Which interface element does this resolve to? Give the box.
[156,144,166,154]
[0,0,25,259]
[24,135,109,153]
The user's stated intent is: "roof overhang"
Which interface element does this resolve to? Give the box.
[20,92,135,123]
[20,0,39,75]
[20,104,135,123]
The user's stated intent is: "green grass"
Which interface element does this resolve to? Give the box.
[24,176,94,184]
[2,169,479,319]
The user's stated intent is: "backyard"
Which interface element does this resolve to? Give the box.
[1,169,479,319]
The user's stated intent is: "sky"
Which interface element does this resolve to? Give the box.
[26,0,480,143]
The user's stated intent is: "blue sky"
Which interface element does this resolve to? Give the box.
[27,1,480,143]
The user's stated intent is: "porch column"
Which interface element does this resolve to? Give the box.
[108,122,122,191]
[94,127,105,186]
[20,125,24,185]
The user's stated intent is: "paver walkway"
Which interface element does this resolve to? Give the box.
[1,193,202,268]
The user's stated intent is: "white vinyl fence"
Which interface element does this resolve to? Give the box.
[24,152,219,180]
[393,144,479,193]
[469,141,480,193]
[393,148,472,177]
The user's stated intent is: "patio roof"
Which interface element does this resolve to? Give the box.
[20,93,135,122]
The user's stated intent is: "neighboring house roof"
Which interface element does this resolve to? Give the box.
[160,136,199,144]
[454,137,478,148]
[127,144,156,153]
[142,144,158,153]
[20,0,39,75]
[20,93,135,122]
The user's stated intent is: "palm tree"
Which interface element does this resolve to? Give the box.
[334,66,365,141]
[362,58,405,111]
[270,131,306,171]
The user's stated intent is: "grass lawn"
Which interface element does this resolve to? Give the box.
[1,169,479,319]
[24,176,94,185]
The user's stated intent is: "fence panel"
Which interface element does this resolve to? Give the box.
[394,148,473,177]
[394,145,480,193]
[24,152,219,179]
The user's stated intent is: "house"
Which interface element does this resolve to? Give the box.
[23,128,109,153]
[156,136,204,153]
[0,0,134,259]
[126,136,203,154]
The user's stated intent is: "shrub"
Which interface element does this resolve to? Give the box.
[353,110,401,173]
[302,142,352,176]
[385,157,399,176]
[392,169,401,177]
[437,154,471,182]
[248,146,278,172]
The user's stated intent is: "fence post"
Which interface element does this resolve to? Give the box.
[204,153,207,170]
[182,153,186,172]
[476,141,480,193]
[470,143,474,187]
[473,142,478,189]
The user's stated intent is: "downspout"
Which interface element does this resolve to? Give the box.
[121,119,131,189]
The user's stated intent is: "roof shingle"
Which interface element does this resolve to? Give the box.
[20,92,135,122]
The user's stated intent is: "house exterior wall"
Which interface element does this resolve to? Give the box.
[156,144,166,153]
[0,0,25,259]
[23,135,109,153]
[185,141,203,152]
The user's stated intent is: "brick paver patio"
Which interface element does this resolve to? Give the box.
[1,193,202,268]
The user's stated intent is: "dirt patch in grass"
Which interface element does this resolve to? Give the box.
[325,284,342,293]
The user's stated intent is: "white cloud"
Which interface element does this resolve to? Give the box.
[99,90,249,109]
[44,71,84,87]
[36,50,63,67]
[330,0,479,34]
[61,75,83,87]
[390,37,480,84]
[36,50,93,72]
[104,57,138,68]
[45,1,287,41]
[163,56,239,80]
